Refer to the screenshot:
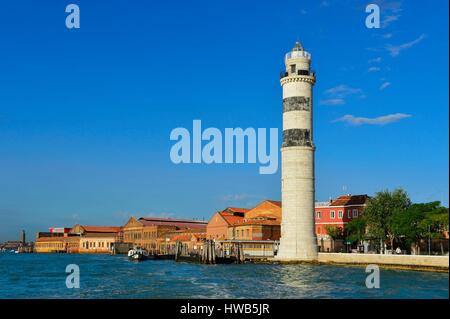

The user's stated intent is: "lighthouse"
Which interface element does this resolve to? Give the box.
[277,41,318,261]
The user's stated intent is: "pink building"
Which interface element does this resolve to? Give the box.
[315,194,369,237]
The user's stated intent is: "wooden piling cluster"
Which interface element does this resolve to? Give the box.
[235,242,245,263]
[201,240,216,264]
[173,240,249,264]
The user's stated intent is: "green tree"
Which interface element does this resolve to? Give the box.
[345,217,367,245]
[325,226,345,240]
[389,205,425,253]
[364,188,411,253]
[324,226,344,252]
[418,203,449,254]
[389,201,449,254]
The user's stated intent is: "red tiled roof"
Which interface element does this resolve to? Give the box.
[172,232,206,242]
[138,217,207,229]
[266,200,281,207]
[220,212,245,225]
[225,207,250,213]
[330,194,369,206]
[171,234,193,242]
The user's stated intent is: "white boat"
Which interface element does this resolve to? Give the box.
[127,247,149,261]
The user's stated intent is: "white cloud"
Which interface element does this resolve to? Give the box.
[325,84,362,99]
[374,0,403,27]
[386,34,426,57]
[324,85,363,98]
[319,98,346,106]
[368,57,382,63]
[382,15,400,28]
[334,113,412,125]
[380,82,391,90]
[321,84,363,106]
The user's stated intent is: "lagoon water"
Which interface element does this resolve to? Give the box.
[0,253,447,299]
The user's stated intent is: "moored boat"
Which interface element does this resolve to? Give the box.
[127,247,149,261]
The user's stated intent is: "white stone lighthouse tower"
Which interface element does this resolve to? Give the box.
[277,41,318,261]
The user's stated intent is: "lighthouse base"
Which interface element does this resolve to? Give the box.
[276,237,318,262]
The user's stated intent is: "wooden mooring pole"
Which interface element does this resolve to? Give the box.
[174,241,180,261]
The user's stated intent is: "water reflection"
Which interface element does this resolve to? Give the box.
[0,254,447,299]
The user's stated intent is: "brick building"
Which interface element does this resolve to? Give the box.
[207,201,282,241]
[122,217,207,253]
[206,195,368,251]
[229,201,281,240]
[206,207,248,240]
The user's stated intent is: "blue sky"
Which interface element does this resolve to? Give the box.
[0,0,448,242]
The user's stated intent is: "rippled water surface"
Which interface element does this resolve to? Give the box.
[0,253,447,298]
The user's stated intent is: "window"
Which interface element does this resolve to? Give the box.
[330,211,335,219]
[246,229,249,237]
[348,210,352,218]
[317,227,321,234]
[290,64,296,73]
[353,209,358,217]
[338,211,343,219]
[241,230,244,237]
[298,69,309,75]
[316,211,321,219]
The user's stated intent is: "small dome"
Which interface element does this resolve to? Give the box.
[292,41,303,51]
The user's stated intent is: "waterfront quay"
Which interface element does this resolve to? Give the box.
[20,194,447,272]
[33,195,368,255]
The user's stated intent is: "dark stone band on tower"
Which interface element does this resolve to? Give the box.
[282,128,312,147]
[283,96,311,112]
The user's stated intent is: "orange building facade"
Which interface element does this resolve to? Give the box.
[35,225,121,254]
[207,201,282,241]
[70,225,122,254]
[206,207,248,240]
[122,217,207,253]
[206,196,368,248]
